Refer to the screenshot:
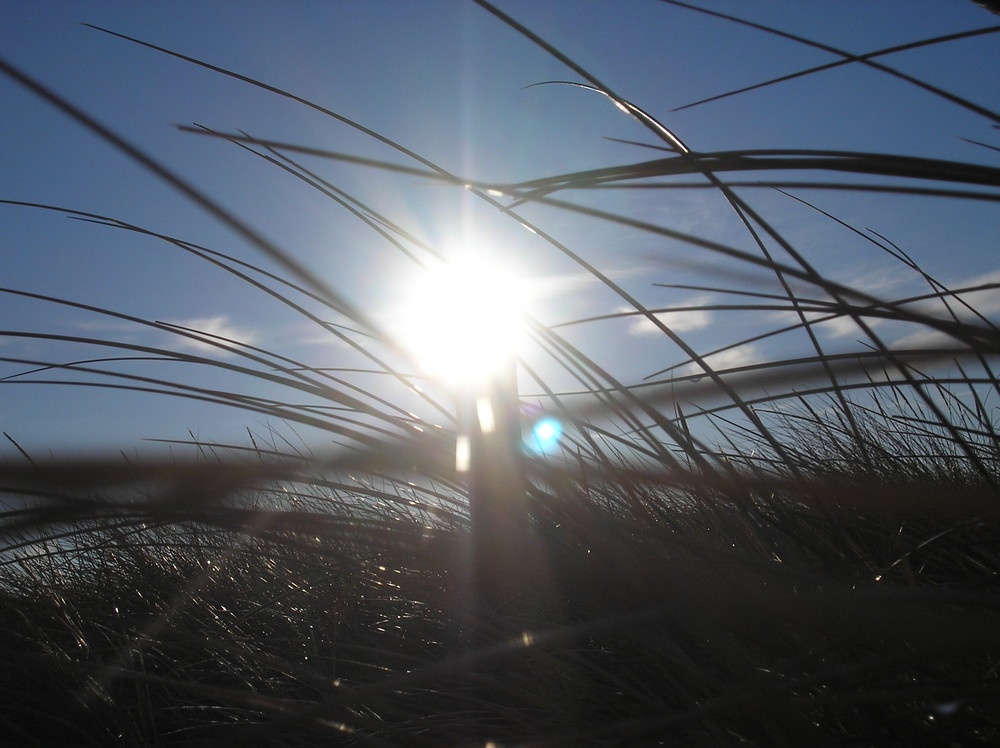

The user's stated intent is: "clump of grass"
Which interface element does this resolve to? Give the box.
[2,1,1000,744]
[4,459,999,744]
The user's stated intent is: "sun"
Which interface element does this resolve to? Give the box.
[397,251,526,388]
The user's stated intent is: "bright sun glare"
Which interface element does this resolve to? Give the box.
[398,252,526,387]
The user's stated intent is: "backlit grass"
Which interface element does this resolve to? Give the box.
[2,2,999,744]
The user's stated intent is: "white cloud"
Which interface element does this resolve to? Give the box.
[886,267,1000,350]
[842,267,909,297]
[163,315,258,354]
[889,327,970,353]
[681,345,761,377]
[769,263,1000,344]
[946,268,1000,317]
[815,314,863,338]
[888,268,1000,321]
[621,295,713,336]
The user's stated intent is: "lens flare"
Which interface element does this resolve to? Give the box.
[528,417,562,453]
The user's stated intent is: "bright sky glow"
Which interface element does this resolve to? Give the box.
[397,253,526,387]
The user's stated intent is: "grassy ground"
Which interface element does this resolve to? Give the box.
[2,444,999,745]
[2,2,1000,744]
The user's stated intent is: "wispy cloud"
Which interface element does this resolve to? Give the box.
[814,314,863,339]
[889,328,955,352]
[522,266,653,302]
[682,345,761,376]
[765,265,1000,345]
[842,267,911,297]
[768,309,868,339]
[889,267,1000,350]
[162,315,259,354]
[621,295,713,336]
[943,268,1000,317]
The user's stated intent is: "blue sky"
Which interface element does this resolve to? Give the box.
[2,1,999,459]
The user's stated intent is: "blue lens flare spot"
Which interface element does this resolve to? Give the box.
[528,417,562,454]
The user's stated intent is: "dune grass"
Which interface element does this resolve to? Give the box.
[2,1,1000,744]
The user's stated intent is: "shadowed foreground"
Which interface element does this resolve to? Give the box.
[1,446,998,745]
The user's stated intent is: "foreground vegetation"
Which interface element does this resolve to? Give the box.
[3,435,1000,745]
[2,2,1000,744]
